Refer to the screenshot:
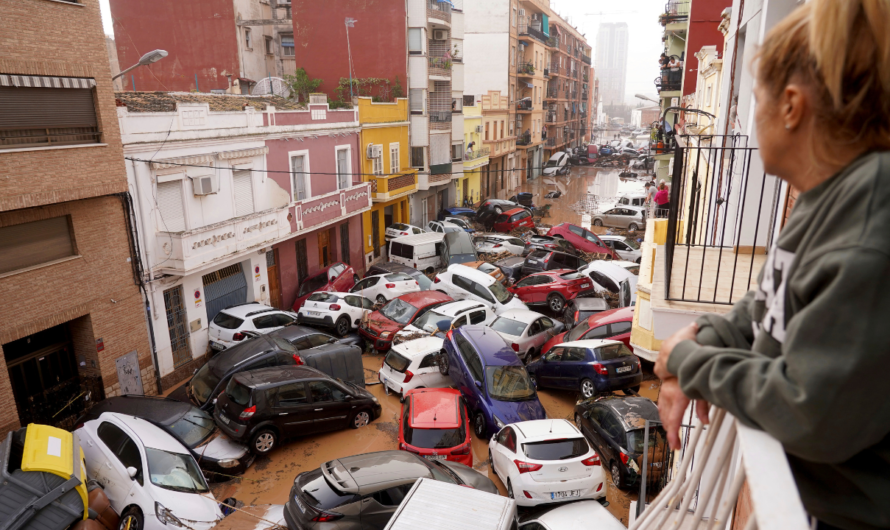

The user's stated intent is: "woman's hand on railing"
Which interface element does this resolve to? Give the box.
[655,322,711,450]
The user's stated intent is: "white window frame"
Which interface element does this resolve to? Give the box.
[389,143,400,174]
[155,175,190,232]
[372,144,384,176]
[335,145,352,190]
[408,28,423,54]
[231,167,256,217]
[245,28,252,50]
[288,149,311,201]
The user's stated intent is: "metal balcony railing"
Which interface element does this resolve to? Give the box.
[661,0,690,24]
[517,62,535,76]
[571,70,578,79]
[545,113,557,123]
[546,36,558,48]
[516,99,533,111]
[657,68,682,92]
[516,132,532,146]
[428,111,452,123]
[549,64,561,75]
[545,137,557,147]
[581,54,592,65]
[427,0,452,20]
[518,19,548,44]
[463,147,490,161]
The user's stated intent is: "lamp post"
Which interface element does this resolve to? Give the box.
[634,93,659,104]
[113,49,168,81]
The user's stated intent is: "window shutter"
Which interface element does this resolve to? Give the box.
[233,170,255,217]
[409,89,423,112]
[408,28,422,52]
[157,181,186,232]
[0,216,75,274]
[337,150,349,189]
[291,156,305,200]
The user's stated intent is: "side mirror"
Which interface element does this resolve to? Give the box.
[542,356,548,363]
[582,411,590,419]
[474,380,482,389]
[345,394,354,401]
[127,466,138,479]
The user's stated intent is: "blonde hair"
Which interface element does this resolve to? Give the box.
[756,0,890,159]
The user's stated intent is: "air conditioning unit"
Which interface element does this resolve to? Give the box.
[475,125,483,133]
[366,144,382,159]
[191,175,219,196]
[432,30,448,41]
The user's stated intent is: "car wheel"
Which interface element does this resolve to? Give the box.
[438,353,450,375]
[473,412,487,439]
[575,414,582,428]
[612,461,629,490]
[629,223,639,231]
[118,507,143,530]
[335,316,350,337]
[593,219,604,227]
[250,429,278,455]
[629,384,641,393]
[524,347,535,364]
[529,373,537,388]
[507,480,515,499]
[548,293,566,313]
[353,274,360,285]
[581,378,597,399]
[376,294,387,305]
[488,450,497,477]
[350,410,371,429]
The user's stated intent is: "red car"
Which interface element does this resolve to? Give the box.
[493,208,535,233]
[507,269,594,313]
[291,262,358,311]
[542,306,634,354]
[359,291,453,351]
[399,388,472,467]
[547,223,617,258]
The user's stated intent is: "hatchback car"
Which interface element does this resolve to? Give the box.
[439,325,547,439]
[359,291,453,352]
[543,306,634,355]
[488,419,604,506]
[579,261,638,306]
[597,235,642,263]
[475,234,527,256]
[399,388,472,466]
[462,260,507,285]
[592,206,647,232]
[494,256,527,284]
[433,264,527,314]
[396,300,495,338]
[426,220,465,234]
[542,152,570,176]
[489,309,564,363]
[208,302,298,351]
[76,412,224,530]
[574,396,667,489]
[521,250,588,278]
[547,224,617,257]
[292,262,359,311]
[527,339,642,399]
[76,395,252,477]
[563,297,610,329]
[296,291,375,336]
[476,199,530,227]
[444,217,476,234]
[508,270,593,313]
[214,365,380,454]
[385,223,425,241]
[517,500,625,530]
[379,336,451,396]
[284,451,497,530]
[523,235,578,257]
[365,261,434,291]
[492,208,536,233]
[351,272,421,304]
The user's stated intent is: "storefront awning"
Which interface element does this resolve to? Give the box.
[0,74,95,89]
[525,82,534,88]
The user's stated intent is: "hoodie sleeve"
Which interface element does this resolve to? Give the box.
[665,248,890,464]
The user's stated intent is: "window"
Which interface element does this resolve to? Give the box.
[511,46,516,66]
[484,121,490,141]
[510,84,515,103]
[291,154,308,200]
[389,143,400,173]
[454,334,484,382]
[340,223,350,267]
[372,484,414,506]
[408,28,423,54]
[564,347,588,362]
[264,36,273,55]
[469,310,487,325]
[233,170,255,217]
[295,238,309,283]
[451,144,462,162]
[245,29,252,49]
[157,180,186,232]
[452,97,462,113]
[583,325,611,340]
[97,422,143,485]
[411,147,424,168]
[1,82,100,149]
[409,88,423,114]
[281,35,294,56]
[372,146,383,175]
[500,120,505,138]
[463,94,475,107]
[611,321,632,335]
[512,7,517,27]
[309,381,347,402]
[0,216,77,275]
[253,313,295,329]
[336,147,350,189]
[277,382,308,405]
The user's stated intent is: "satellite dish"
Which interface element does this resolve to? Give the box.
[252,77,291,99]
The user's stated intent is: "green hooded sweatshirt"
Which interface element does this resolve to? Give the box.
[667,151,890,530]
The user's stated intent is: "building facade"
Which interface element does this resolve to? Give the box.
[595,22,628,107]
[0,0,153,436]
[110,0,296,94]
[459,99,490,205]
[543,15,592,160]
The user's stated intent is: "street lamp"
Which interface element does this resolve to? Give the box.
[635,93,659,104]
[113,49,168,80]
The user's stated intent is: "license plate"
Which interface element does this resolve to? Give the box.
[308,311,321,316]
[294,496,306,513]
[581,283,590,288]
[617,366,632,373]
[210,342,224,351]
[550,490,581,500]
[529,259,538,263]
[218,413,230,425]
[425,455,446,461]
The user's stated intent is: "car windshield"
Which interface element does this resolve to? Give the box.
[190,363,221,406]
[390,223,409,231]
[623,238,640,250]
[544,159,560,168]
[414,274,433,290]
[627,427,667,454]
[380,298,420,325]
[488,281,513,304]
[384,350,411,373]
[411,310,452,332]
[566,320,592,342]
[599,343,634,360]
[298,273,328,297]
[269,336,298,352]
[146,448,209,493]
[167,408,216,448]
[490,317,526,337]
[478,263,497,273]
[522,437,590,460]
[485,366,537,402]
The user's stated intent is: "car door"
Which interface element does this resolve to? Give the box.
[271,382,318,437]
[308,380,353,431]
[517,211,534,228]
[512,276,539,303]
[584,406,614,463]
[454,334,485,411]
[91,421,141,508]
[556,347,590,389]
[528,317,555,351]
[599,410,627,465]
[609,321,633,349]
[344,295,369,323]
[492,426,517,476]
[537,347,563,387]
[416,352,449,388]
[353,277,379,299]
[333,264,352,291]
[467,308,490,326]
[360,482,414,529]
[471,281,498,310]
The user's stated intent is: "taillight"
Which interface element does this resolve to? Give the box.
[311,513,343,523]
[399,442,407,450]
[453,443,471,455]
[592,362,608,375]
[545,244,555,248]
[434,277,441,283]
[511,343,519,352]
[292,354,305,365]
[582,454,601,466]
[401,232,409,236]
[415,281,419,285]
[329,304,341,311]
[386,283,396,289]
[403,370,414,383]
[620,452,629,464]
[446,330,453,340]
[523,491,534,499]
[596,482,603,492]
[575,311,580,322]
[544,254,551,262]
[494,244,503,248]
[233,332,246,341]
[514,460,543,474]
[239,406,256,420]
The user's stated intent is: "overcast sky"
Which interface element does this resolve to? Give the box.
[99,0,663,103]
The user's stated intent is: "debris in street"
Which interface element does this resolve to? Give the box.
[392,330,430,346]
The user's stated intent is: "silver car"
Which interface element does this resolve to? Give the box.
[591,205,647,231]
[489,309,564,363]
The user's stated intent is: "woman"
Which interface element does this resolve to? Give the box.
[653,181,670,217]
[654,1,890,528]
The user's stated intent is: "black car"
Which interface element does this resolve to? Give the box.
[521,249,588,276]
[269,325,365,387]
[365,261,434,291]
[523,235,578,257]
[564,297,610,328]
[75,395,254,476]
[574,396,667,489]
[494,256,526,284]
[476,199,531,227]
[214,365,381,454]
[508,192,535,207]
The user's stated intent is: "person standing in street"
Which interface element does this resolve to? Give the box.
[654,1,890,528]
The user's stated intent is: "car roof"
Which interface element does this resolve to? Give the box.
[325,451,433,491]
[586,306,634,326]
[235,365,326,387]
[218,302,274,318]
[408,388,462,429]
[479,233,512,240]
[570,297,610,310]
[522,500,625,529]
[496,256,526,266]
[502,208,525,216]
[582,260,635,281]
[597,235,627,242]
[555,339,622,349]
[436,221,462,229]
[448,264,496,286]
[496,308,544,324]
[369,262,422,277]
[392,232,446,244]
[511,419,580,441]
[596,396,660,430]
[98,412,189,454]
[432,300,488,316]
[268,325,332,343]
[443,231,476,252]
[206,335,282,375]
[457,325,518,366]
[392,336,445,357]
[86,395,194,426]
[397,290,452,306]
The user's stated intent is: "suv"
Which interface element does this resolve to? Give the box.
[547,224,617,257]
[208,302,298,352]
[399,388,472,466]
[492,208,535,233]
[292,262,359,311]
[521,249,588,276]
[591,206,647,232]
[433,264,526,315]
[527,339,642,399]
[597,235,642,263]
[214,365,381,454]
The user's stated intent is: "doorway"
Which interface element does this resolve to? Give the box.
[319,230,331,266]
[266,249,282,308]
[371,210,381,259]
[163,285,193,368]
[383,205,394,232]
[202,263,248,324]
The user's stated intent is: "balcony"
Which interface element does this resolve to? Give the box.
[543,68,550,77]
[1,126,101,149]
[660,0,690,26]
[428,40,454,79]
[518,19,548,45]
[545,88,558,100]
[463,147,490,170]
[571,70,578,79]
[545,112,557,123]
[581,54,592,66]
[516,98,533,112]
[427,0,451,22]
[517,62,535,77]
[546,35,558,49]
[483,137,517,157]
[516,132,532,146]
[369,170,417,202]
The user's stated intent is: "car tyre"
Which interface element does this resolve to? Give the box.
[629,223,639,231]
[335,316,351,337]
[473,412,487,439]
[593,219,604,227]
[548,293,566,313]
[350,410,371,429]
[524,347,535,364]
[529,373,537,388]
[250,429,278,455]
[376,294,387,305]
[488,450,497,477]
[612,461,629,490]
[438,353,450,375]
[580,378,597,399]
[118,507,143,530]
[507,480,515,499]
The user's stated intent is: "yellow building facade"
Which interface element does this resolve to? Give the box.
[458,101,490,206]
[357,97,418,266]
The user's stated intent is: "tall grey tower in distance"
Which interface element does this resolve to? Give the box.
[596,22,629,106]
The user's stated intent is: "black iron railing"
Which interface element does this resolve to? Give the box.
[661,0,690,24]
[518,21,549,44]
[516,132,532,146]
[517,62,535,75]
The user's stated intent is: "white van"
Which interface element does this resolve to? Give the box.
[389,232,446,272]
[384,478,516,530]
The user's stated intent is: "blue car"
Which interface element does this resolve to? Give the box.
[526,339,643,399]
[438,206,477,221]
[440,325,547,439]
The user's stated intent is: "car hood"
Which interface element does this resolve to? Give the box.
[438,461,499,495]
[541,331,568,355]
[503,297,528,311]
[489,396,547,425]
[366,311,402,334]
[151,483,223,526]
[195,431,249,461]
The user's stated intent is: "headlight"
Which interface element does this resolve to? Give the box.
[380,331,392,338]
[494,415,506,430]
[217,458,239,469]
[371,396,379,404]
[155,502,184,527]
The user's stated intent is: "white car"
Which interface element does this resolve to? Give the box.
[475,234,527,256]
[518,500,625,530]
[386,222,425,241]
[434,264,527,314]
[579,260,638,306]
[597,235,642,263]
[542,152,570,176]
[426,220,465,234]
[351,272,421,304]
[208,302,298,351]
[76,412,224,530]
[396,300,496,338]
[489,309,564,363]
[445,217,475,232]
[488,419,605,507]
[611,260,640,275]
[296,292,374,336]
[378,336,451,396]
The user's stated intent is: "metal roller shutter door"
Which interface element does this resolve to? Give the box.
[233,171,255,217]
[203,264,248,323]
